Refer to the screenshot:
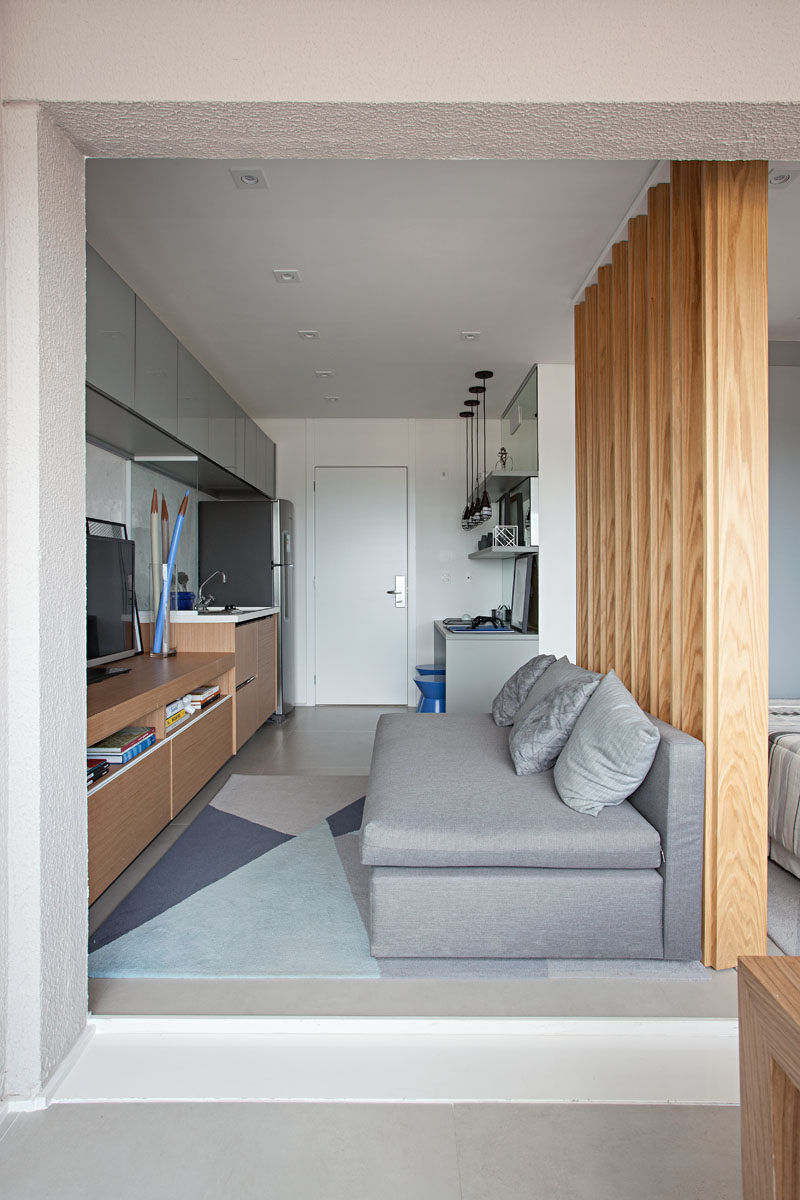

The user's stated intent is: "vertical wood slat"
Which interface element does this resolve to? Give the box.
[597,265,615,674]
[612,240,632,691]
[584,285,601,673]
[574,302,588,667]
[670,162,704,739]
[628,215,650,713]
[702,160,769,968]
[647,183,673,724]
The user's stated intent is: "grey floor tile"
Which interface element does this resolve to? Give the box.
[89,974,739,1018]
[290,705,408,733]
[0,1102,461,1200]
[453,1103,742,1200]
[266,730,377,774]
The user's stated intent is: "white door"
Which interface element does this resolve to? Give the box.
[315,466,408,704]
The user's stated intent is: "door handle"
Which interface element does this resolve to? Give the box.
[387,576,406,608]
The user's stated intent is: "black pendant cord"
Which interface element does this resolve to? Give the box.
[475,370,494,520]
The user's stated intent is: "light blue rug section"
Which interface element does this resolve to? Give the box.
[88,822,379,979]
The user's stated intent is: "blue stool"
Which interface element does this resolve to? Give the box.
[416,663,444,677]
[415,675,446,713]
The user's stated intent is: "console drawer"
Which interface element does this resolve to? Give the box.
[88,740,171,903]
[170,696,233,816]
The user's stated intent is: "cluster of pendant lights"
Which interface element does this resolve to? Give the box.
[460,370,493,529]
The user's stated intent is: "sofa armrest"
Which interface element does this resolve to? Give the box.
[629,716,705,960]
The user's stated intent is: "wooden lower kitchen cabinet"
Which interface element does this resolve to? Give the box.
[172,614,279,748]
[170,695,233,816]
[88,740,172,904]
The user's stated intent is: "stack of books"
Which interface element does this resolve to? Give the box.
[165,698,191,731]
[185,683,221,709]
[165,684,222,733]
[87,758,109,787]
[86,725,156,765]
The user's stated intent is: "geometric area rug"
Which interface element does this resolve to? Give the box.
[88,775,376,979]
[88,773,713,983]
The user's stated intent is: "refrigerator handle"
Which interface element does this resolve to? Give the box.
[284,562,293,620]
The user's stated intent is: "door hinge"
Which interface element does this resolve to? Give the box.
[314,674,316,685]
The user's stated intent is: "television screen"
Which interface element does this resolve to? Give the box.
[87,534,137,667]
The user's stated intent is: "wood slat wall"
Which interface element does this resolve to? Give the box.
[574,161,769,968]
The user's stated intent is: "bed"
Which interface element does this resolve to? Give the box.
[769,701,800,879]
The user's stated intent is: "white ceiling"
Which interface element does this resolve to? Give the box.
[86,158,800,421]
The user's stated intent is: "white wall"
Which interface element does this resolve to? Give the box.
[537,365,576,659]
[2,105,87,1099]
[769,343,800,698]
[3,0,800,110]
[262,418,504,706]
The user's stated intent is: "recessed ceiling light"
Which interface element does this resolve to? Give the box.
[298,330,320,339]
[460,331,481,341]
[315,370,334,378]
[769,168,797,188]
[229,168,267,189]
[325,395,340,404]
[273,269,301,283]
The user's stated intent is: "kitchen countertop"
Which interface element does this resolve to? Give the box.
[143,606,279,625]
[434,619,539,641]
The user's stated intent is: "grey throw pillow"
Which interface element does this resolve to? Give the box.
[554,670,661,816]
[491,653,556,726]
[512,657,599,729]
[509,674,601,775]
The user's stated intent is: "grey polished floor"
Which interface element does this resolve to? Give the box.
[88,705,739,1019]
[0,1101,742,1200]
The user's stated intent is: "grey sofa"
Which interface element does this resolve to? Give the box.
[359,710,705,960]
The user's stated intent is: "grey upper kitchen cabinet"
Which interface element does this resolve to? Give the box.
[177,345,210,455]
[134,297,178,434]
[234,410,247,480]
[258,427,276,498]
[208,380,237,471]
[86,245,135,408]
[243,417,259,487]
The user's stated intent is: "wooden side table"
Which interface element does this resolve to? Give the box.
[739,956,800,1199]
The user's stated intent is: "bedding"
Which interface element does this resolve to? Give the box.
[768,701,800,879]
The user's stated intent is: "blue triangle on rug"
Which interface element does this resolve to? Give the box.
[89,806,292,952]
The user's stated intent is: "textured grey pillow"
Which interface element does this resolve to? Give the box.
[509,674,601,775]
[512,657,598,729]
[491,653,556,726]
[554,670,661,816]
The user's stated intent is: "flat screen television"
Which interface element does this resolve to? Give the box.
[86,531,139,683]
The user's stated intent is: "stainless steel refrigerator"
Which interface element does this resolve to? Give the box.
[198,498,295,718]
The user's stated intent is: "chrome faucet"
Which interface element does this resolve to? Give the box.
[195,570,227,611]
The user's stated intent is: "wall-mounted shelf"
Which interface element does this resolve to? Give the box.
[483,470,537,502]
[468,546,539,560]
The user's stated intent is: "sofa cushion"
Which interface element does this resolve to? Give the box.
[509,673,601,774]
[360,712,662,870]
[555,670,661,816]
[511,658,600,729]
[491,653,556,726]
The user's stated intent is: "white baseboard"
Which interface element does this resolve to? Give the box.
[44,1016,740,1106]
